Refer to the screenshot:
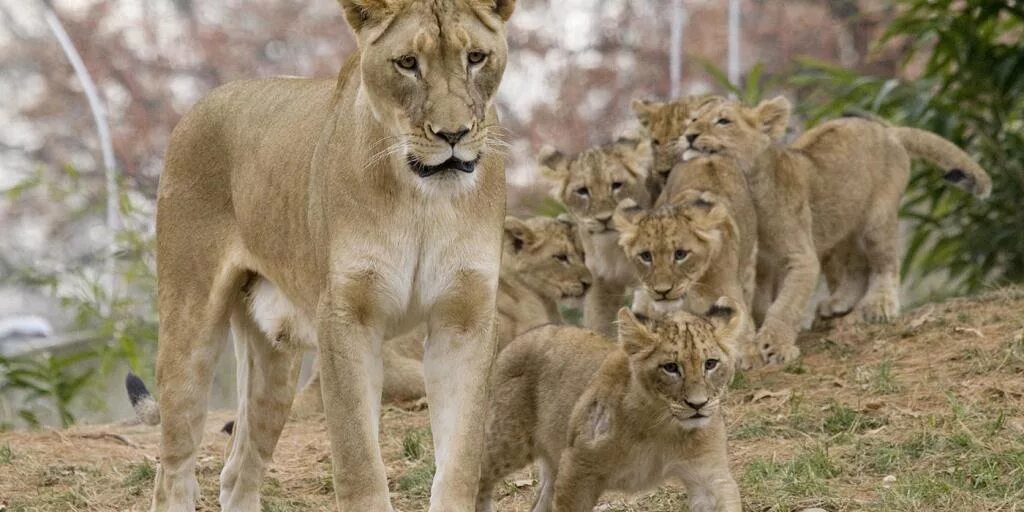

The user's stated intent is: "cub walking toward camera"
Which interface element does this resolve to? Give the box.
[477,298,744,512]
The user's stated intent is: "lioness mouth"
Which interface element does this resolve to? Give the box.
[407,155,479,178]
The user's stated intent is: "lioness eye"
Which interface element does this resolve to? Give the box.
[661,362,681,375]
[716,118,731,125]
[395,55,418,71]
[639,251,653,263]
[554,253,569,263]
[705,359,720,371]
[575,186,590,196]
[468,50,488,65]
[674,249,689,261]
[611,181,624,191]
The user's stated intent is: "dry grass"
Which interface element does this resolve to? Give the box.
[2,288,1024,511]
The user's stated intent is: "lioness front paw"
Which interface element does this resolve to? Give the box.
[858,290,899,324]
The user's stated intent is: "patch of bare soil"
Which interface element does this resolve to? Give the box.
[2,288,1023,511]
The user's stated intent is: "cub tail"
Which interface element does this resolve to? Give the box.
[890,126,992,199]
[125,372,161,426]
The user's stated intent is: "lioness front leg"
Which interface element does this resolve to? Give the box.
[318,276,392,511]
[424,270,499,512]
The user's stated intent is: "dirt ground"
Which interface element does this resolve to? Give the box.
[2,288,1023,511]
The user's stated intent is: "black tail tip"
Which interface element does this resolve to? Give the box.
[221,420,235,435]
[944,168,969,184]
[125,372,151,407]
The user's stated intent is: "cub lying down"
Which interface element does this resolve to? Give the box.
[477,299,744,512]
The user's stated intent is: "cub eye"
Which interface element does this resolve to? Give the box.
[674,249,689,262]
[468,50,488,66]
[575,186,590,197]
[395,55,418,71]
[638,251,653,263]
[716,118,732,126]
[651,139,661,147]
[661,362,681,375]
[554,253,569,263]
[705,359,720,371]
[611,181,624,191]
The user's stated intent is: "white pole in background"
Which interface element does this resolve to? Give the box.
[727,0,741,93]
[669,0,686,98]
[43,3,120,310]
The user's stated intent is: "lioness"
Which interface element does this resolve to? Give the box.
[476,299,744,512]
[540,137,654,336]
[288,214,592,412]
[632,95,725,192]
[135,1,516,510]
[683,97,991,364]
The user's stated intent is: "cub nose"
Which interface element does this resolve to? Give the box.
[685,133,699,145]
[581,280,592,293]
[653,285,672,298]
[431,126,470,146]
[684,399,708,410]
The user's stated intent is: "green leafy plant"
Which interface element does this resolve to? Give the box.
[0,352,96,427]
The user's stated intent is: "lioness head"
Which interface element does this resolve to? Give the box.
[540,138,653,234]
[632,95,724,181]
[617,298,743,429]
[341,0,514,182]
[681,96,791,164]
[503,215,592,300]
[613,191,736,310]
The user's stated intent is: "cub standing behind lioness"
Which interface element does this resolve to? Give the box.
[287,215,592,412]
[477,298,745,512]
[540,137,654,337]
[683,97,991,364]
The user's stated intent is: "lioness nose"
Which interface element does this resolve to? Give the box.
[685,133,699,145]
[685,399,708,410]
[431,126,470,146]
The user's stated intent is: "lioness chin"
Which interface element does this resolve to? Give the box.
[476,298,745,512]
[132,1,517,511]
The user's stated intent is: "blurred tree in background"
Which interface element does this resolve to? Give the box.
[791,0,1024,294]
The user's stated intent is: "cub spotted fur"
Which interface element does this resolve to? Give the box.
[287,214,592,413]
[540,137,653,336]
[683,97,991,364]
[477,298,744,512]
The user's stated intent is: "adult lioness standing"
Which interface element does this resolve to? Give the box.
[144,1,515,510]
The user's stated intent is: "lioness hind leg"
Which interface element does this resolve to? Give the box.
[219,300,302,510]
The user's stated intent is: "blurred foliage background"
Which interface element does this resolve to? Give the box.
[0,0,1020,428]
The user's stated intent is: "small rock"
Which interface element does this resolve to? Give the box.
[799,508,827,512]
[882,474,897,488]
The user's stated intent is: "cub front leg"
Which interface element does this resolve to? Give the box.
[317,273,393,511]
[583,276,627,337]
[551,449,606,512]
[757,234,819,366]
[424,270,500,512]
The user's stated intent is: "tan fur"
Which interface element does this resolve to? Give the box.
[147,1,516,510]
[476,299,744,512]
[632,95,725,190]
[291,215,592,413]
[614,186,761,369]
[683,97,991,364]
[540,137,653,336]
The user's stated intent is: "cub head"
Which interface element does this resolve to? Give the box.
[613,191,737,309]
[681,96,791,164]
[342,0,514,182]
[632,95,724,182]
[503,215,592,301]
[540,138,653,234]
[617,298,743,429]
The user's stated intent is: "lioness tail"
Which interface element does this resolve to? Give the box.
[125,372,161,426]
[890,127,992,199]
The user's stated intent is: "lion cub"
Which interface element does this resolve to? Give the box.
[540,137,654,337]
[632,95,725,190]
[477,298,744,512]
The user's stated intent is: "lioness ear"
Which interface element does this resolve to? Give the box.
[504,216,536,253]
[754,96,791,139]
[338,0,390,33]
[618,307,655,355]
[612,199,643,241]
[705,296,744,347]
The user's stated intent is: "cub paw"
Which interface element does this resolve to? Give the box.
[816,295,855,321]
[735,341,765,371]
[756,323,801,366]
[858,291,899,324]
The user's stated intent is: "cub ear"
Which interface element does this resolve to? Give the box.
[705,296,745,345]
[676,190,733,240]
[631,98,657,127]
[754,96,791,140]
[555,212,577,229]
[538,145,569,182]
[617,307,655,355]
[504,216,536,253]
[612,199,644,239]
[338,0,390,33]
